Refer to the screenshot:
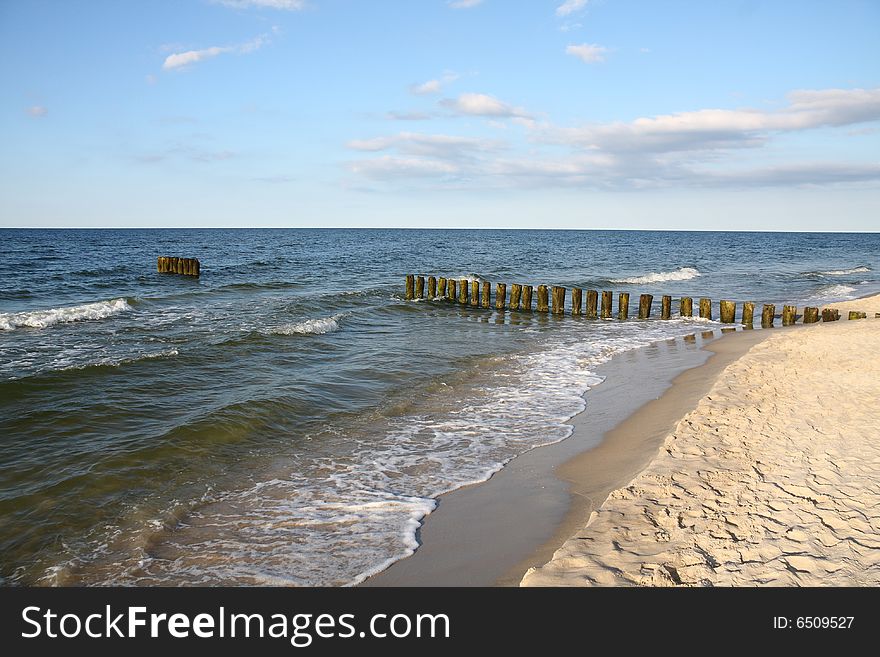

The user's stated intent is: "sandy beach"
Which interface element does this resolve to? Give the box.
[522,294,880,587]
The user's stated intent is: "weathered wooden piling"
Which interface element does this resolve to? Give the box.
[459,279,468,305]
[551,286,566,315]
[601,291,613,319]
[638,294,653,320]
[482,281,491,309]
[762,304,775,328]
[405,274,415,299]
[618,292,630,320]
[680,297,693,317]
[159,256,200,277]
[848,311,865,320]
[571,288,583,316]
[428,276,437,299]
[821,308,838,322]
[699,298,712,320]
[521,285,534,311]
[448,278,457,302]
[438,277,447,298]
[586,289,598,319]
[661,295,671,320]
[719,300,736,324]
[742,302,755,326]
[496,283,507,310]
[803,307,819,324]
[509,284,522,310]
[416,276,425,300]
[536,285,550,313]
[782,305,797,326]
[470,280,480,307]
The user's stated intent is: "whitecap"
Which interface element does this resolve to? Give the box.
[0,298,131,331]
[818,266,871,276]
[270,314,343,336]
[610,267,701,285]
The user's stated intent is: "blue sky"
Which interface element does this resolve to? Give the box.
[1,0,878,230]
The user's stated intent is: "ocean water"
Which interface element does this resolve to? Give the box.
[1,228,878,586]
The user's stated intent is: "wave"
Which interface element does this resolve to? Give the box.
[818,266,871,276]
[269,314,343,336]
[610,267,701,285]
[809,284,856,301]
[60,349,180,373]
[0,298,131,331]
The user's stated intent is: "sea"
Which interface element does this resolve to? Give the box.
[1,228,878,586]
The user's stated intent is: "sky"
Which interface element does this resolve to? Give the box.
[1,0,879,230]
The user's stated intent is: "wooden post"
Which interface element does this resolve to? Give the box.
[521,285,533,311]
[496,283,507,310]
[586,290,598,319]
[761,304,775,328]
[719,300,736,324]
[157,257,163,272]
[438,277,447,298]
[699,298,712,320]
[186,259,194,276]
[782,305,796,326]
[471,280,480,307]
[680,297,693,317]
[803,307,819,324]
[742,302,755,326]
[618,292,630,320]
[405,274,415,300]
[448,279,457,302]
[571,288,583,316]
[551,286,566,315]
[536,285,550,313]
[482,281,491,309]
[509,284,522,310]
[416,276,425,300]
[848,311,863,320]
[428,276,437,299]
[638,294,653,319]
[459,279,468,305]
[192,259,200,277]
[601,291,613,319]
[661,295,671,320]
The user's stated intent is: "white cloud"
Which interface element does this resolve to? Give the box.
[448,0,484,8]
[26,105,48,118]
[349,156,461,179]
[440,92,531,118]
[162,34,269,70]
[385,111,433,121]
[566,43,608,63]
[556,0,588,16]
[212,0,306,9]
[347,132,503,159]
[409,72,459,96]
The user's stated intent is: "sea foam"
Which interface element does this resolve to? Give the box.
[819,266,871,276]
[0,298,130,331]
[270,314,343,336]
[611,267,701,285]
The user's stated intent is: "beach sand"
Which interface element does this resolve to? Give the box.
[522,294,880,586]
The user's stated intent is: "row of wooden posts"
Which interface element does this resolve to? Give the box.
[405,275,873,327]
[157,256,200,277]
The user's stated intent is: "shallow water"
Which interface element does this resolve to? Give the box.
[1,228,877,585]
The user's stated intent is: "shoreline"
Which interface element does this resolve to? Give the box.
[364,325,769,586]
[523,294,880,586]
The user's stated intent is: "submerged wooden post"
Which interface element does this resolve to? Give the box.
[571,288,583,316]
[762,304,775,328]
[496,283,507,310]
[601,291,613,319]
[428,276,437,299]
[459,279,468,305]
[551,286,566,315]
[405,274,415,300]
[585,289,598,319]
[638,294,653,319]
[618,292,630,320]
[521,285,534,311]
[448,278,457,302]
[680,297,693,317]
[719,300,736,324]
[416,276,425,300]
[742,302,755,326]
[509,284,522,310]
[438,277,447,298]
[470,280,480,307]
[661,295,671,320]
[699,298,712,320]
[482,281,491,309]
[782,305,797,326]
[803,307,819,324]
[536,285,550,313]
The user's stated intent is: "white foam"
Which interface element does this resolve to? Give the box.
[819,266,871,276]
[0,298,130,331]
[610,267,701,284]
[270,314,343,336]
[810,284,856,301]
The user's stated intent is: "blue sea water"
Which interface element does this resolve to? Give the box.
[0,228,877,585]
